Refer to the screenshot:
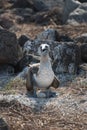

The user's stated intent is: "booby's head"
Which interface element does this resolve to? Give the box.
[39,44,50,56]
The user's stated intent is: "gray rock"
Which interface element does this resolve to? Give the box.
[75,33,87,43]
[12,7,33,17]
[53,42,80,74]
[12,0,63,25]
[40,0,64,9]
[15,66,29,79]
[12,8,33,23]
[5,0,64,11]
[0,17,14,29]
[15,54,40,72]
[0,118,9,130]
[57,73,76,85]
[23,40,34,54]
[80,43,87,62]
[0,28,22,65]
[0,65,14,75]
[63,0,81,23]
[18,35,30,47]
[13,0,48,11]
[59,35,74,42]
[36,29,58,41]
[12,0,32,8]
[16,15,24,24]
[67,3,87,24]
[30,7,62,25]
[27,0,48,11]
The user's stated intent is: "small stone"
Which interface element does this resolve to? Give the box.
[36,29,58,41]
[37,91,46,98]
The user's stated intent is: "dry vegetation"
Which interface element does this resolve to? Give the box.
[0,76,87,130]
[14,23,87,40]
[0,99,87,130]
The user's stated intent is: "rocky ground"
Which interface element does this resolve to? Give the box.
[0,77,87,130]
[0,0,87,130]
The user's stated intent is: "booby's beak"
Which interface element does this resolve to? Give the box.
[42,48,47,52]
[40,44,50,56]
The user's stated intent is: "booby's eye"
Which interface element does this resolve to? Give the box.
[45,45,49,49]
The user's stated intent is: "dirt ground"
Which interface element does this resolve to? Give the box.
[0,75,87,130]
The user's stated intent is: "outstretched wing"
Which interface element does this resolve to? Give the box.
[26,63,40,92]
[51,75,60,89]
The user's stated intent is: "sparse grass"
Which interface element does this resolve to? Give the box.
[0,76,87,130]
[0,70,87,130]
[0,77,26,95]
[4,79,14,91]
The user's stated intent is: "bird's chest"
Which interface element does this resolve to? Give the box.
[34,66,54,88]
